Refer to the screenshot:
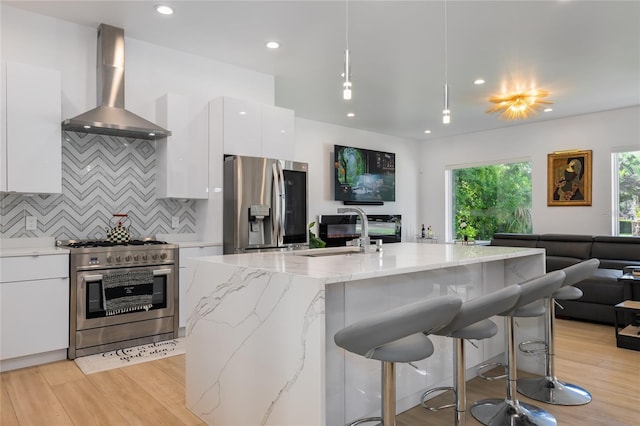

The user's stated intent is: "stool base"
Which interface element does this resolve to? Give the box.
[471,398,557,426]
[517,376,592,405]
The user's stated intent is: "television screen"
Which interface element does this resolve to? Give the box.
[334,145,395,202]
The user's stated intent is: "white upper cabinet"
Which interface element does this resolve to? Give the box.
[215,97,295,160]
[219,97,262,157]
[261,105,295,161]
[2,62,62,193]
[156,93,209,199]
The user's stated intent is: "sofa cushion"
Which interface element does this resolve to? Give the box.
[490,233,539,247]
[591,236,640,270]
[572,268,624,305]
[537,234,593,259]
[546,256,581,271]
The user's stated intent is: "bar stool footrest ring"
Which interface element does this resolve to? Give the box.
[348,416,383,426]
[420,386,456,411]
[477,362,507,381]
[518,339,547,354]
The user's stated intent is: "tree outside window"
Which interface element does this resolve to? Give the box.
[615,151,640,236]
[451,161,532,241]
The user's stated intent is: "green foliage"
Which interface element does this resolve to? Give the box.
[453,162,532,240]
[618,151,640,220]
[336,147,366,185]
[308,221,326,248]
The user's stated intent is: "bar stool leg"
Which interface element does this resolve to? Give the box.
[382,361,396,426]
[471,316,557,426]
[517,298,592,405]
[348,361,396,426]
[454,338,467,425]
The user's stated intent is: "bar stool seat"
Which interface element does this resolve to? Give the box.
[335,295,462,426]
[517,259,600,406]
[420,284,522,425]
[471,270,566,426]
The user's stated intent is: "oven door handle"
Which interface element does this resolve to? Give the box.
[153,269,172,276]
[83,268,172,282]
[84,274,103,283]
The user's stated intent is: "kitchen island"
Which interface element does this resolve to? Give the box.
[184,242,545,426]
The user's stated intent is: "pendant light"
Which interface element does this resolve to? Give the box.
[342,0,352,100]
[442,0,450,124]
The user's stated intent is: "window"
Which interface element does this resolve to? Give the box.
[612,150,640,236]
[448,160,532,241]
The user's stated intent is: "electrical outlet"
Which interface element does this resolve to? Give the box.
[172,216,180,229]
[26,216,38,231]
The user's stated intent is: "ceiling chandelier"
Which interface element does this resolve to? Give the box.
[486,88,553,120]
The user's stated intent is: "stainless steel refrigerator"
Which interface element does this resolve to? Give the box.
[223,155,309,254]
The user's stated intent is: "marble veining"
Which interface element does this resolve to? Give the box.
[186,243,546,425]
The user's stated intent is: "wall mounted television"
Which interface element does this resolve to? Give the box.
[334,144,395,203]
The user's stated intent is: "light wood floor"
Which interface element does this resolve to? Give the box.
[1,319,638,426]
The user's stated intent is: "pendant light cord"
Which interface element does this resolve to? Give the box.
[345,0,349,51]
[444,0,448,84]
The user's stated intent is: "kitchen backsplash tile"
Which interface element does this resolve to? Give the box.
[0,132,196,239]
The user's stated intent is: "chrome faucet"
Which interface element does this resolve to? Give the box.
[337,206,371,252]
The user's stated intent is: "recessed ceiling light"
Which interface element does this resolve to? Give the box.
[544,108,553,112]
[155,5,174,15]
[424,130,432,134]
[347,112,355,117]
[239,111,247,115]
[265,41,280,49]
[474,79,485,85]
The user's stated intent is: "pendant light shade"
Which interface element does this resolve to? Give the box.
[343,49,352,100]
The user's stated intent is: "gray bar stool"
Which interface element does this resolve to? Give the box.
[471,270,566,426]
[334,295,463,426]
[517,258,600,405]
[420,284,522,425]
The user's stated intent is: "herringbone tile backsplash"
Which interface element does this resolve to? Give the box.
[1,132,196,239]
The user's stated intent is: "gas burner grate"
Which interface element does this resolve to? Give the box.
[60,239,168,249]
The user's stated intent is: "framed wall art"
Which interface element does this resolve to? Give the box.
[547,149,592,206]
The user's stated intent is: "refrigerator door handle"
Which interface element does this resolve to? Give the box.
[275,161,286,246]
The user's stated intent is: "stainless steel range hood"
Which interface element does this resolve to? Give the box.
[62,24,170,140]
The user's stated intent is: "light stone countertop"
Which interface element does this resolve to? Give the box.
[0,238,69,258]
[155,233,220,249]
[191,242,544,284]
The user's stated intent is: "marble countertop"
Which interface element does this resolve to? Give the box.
[155,233,220,248]
[0,238,69,257]
[191,242,544,283]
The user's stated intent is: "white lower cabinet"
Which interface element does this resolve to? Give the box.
[178,246,222,328]
[0,255,69,364]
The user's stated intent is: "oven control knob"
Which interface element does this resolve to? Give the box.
[107,256,113,263]
[160,253,167,260]
[115,256,122,262]
[133,255,139,262]
[152,254,158,260]
[125,255,132,262]
[142,254,148,261]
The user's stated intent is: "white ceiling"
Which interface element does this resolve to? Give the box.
[6,0,640,140]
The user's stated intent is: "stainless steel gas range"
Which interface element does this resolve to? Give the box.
[57,239,179,359]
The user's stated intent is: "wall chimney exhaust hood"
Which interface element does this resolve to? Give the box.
[62,24,171,140]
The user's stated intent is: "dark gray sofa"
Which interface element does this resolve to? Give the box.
[490,233,640,324]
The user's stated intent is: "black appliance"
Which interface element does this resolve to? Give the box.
[318,214,402,247]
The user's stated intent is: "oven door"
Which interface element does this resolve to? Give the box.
[76,265,176,331]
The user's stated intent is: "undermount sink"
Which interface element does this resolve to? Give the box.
[293,247,362,257]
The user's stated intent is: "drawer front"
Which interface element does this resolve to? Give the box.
[0,255,68,283]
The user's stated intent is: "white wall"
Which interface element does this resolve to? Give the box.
[420,106,640,239]
[294,118,421,242]
[0,5,274,132]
